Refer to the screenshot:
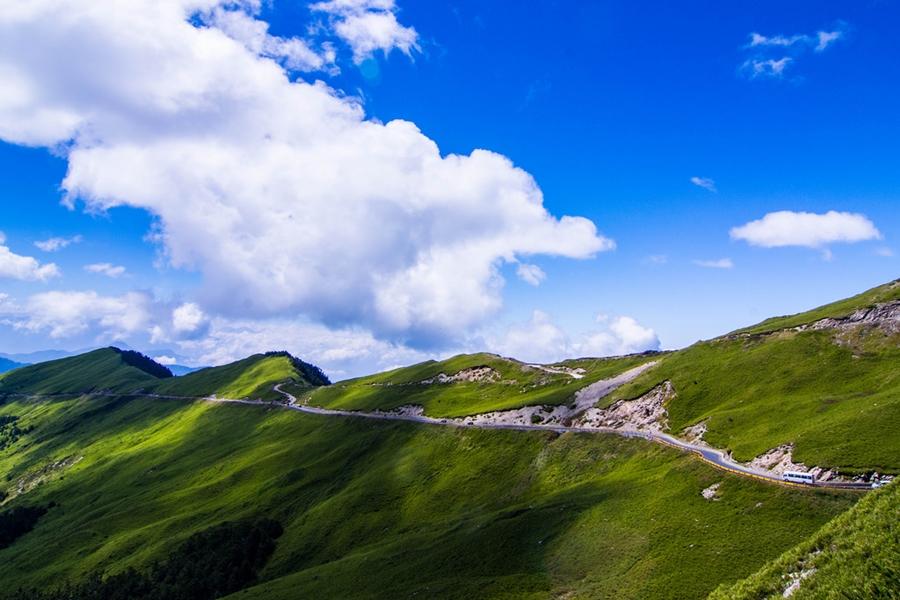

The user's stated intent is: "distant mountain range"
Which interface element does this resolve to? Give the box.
[0,357,27,374]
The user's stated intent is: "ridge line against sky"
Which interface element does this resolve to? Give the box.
[0,0,897,378]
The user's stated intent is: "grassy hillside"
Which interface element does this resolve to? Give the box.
[0,348,168,396]
[732,279,900,335]
[304,352,656,417]
[155,352,329,401]
[0,349,327,402]
[710,480,899,599]
[0,395,855,600]
[606,282,900,473]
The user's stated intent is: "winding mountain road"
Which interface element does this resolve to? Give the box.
[267,383,870,491]
[8,375,871,491]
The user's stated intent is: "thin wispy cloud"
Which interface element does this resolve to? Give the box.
[690,176,717,192]
[516,263,546,286]
[85,263,128,278]
[35,235,83,252]
[642,254,668,266]
[740,22,847,80]
[693,258,734,269]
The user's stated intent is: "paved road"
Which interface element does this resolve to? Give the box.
[6,386,871,491]
[270,384,870,492]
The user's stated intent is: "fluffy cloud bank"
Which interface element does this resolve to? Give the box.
[730,210,881,249]
[0,233,60,281]
[0,289,212,348]
[489,310,660,365]
[0,0,611,348]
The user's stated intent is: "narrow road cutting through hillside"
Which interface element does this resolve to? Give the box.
[7,377,871,491]
[264,383,870,492]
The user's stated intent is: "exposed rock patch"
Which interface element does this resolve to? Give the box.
[420,366,502,384]
[457,403,572,428]
[682,420,708,444]
[806,301,900,336]
[524,364,587,379]
[746,444,839,482]
[13,455,83,498]
[450,363,659,429]
[782,567,816,598]
[701,482,721,500]
[374,405,427,418]
[576,381,674,432]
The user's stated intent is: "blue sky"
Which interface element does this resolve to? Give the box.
[0,0,897,377]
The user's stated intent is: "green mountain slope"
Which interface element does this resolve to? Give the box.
[710,480,899,599]
[0,393,854,600]
[0,349,328,402]
[304,352,656,417]
[0,348,170,395]
[606,279,900,473]
[732,279,900,335]
[155,351,330,401]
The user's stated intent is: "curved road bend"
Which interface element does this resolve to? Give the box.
[268,384,870,492]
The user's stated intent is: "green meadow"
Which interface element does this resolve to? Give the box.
[0,394,854,599]
[303,352,655,417]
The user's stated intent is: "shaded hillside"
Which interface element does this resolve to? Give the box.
[0,348,169,396]
[155,352,329,401]
[710,480,899,599]
[304,352,657,417]
[0,393,854,600]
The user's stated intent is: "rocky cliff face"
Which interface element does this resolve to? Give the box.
[807,301,900,336]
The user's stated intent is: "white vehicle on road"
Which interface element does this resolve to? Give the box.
[782,471,815,485]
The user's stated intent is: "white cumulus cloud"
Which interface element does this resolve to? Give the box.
[311,0,419,63]
[203,5,334,72]
[730,210,881,249]
[488,311,660,364]
[10,290,153,339]
[0,232,60,281]
[0,0,612,348]
[172,302,208,335]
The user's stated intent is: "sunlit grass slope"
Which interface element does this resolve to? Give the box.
[0,348,165,395]
[606,281,900,473]
[710,480,900,599]
[304,352,656,417]
[0,349,327,402]
[732,279,900,335]
[156,352,329,401]
[0,395,854,600]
